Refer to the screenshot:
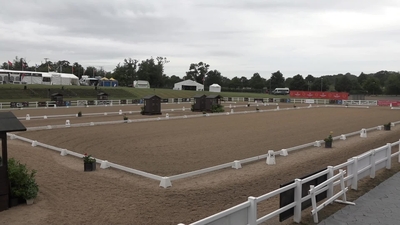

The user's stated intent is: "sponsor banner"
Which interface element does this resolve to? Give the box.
[77,100,87,106]
[377,100,400,106]
[290,91,349,100]
[305,99,315,104]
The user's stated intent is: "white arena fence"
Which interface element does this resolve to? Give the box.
[13,106,398,189]
[7,133,164,184]
[8,123,398,224]
[23,104,371,131]
[0,97,378,110]
[178,139,400,225]
[18,102,279,121]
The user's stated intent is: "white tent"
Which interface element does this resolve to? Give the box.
[39,73,79,85]
[0,69,79,85]
[133,80,150,88]
[173,80,204,91]
[209,83,221,93]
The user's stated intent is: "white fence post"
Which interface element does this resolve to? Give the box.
[266,150,276,165]
[386,143,392,169]
[351,157,358,190]
[370,150,376,178]
[327,166,334,199]
[398,139,400,163]
[248,196,257,225]
[293,179,302,223]
[309,185,318,223]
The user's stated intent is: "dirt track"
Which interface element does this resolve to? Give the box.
[1,104,400,225]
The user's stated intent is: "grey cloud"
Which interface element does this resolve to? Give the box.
[196,0,398,13]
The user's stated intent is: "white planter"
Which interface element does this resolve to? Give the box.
[26,199,34,205]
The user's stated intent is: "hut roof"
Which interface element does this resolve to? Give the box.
[0,112,27,133]
[143,95,161,99]
[206,95,223,99]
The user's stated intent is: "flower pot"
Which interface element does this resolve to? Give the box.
[384,125,391,131]
[325,141,332,148]
[84,162,96,172]
[26,199,34,205]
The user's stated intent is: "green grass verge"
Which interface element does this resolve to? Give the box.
[0,84,276,102]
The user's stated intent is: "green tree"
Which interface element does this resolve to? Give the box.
[240,76,249,89]
[162,75,182,88]
[289,74,307,91]
[305,75,315,91]
[270,70,285,90]
[363,77,381,95]
[335,75,352,92]
[358,72,369,85]
[385,74,400,95]
[220,76,231,88]
[113,58,139,86]
[206,70,223,87]
[311,77,329,91]
[249,73,265,90]
[184,62,209,84]
[230,77,242,89]
[285,77,293,89]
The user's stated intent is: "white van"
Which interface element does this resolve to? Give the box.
[272,88,290,95]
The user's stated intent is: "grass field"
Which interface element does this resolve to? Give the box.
[0,84,272,102]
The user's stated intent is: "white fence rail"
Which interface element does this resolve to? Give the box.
[2,97,365,111]
[7,133,164,184]
[21,111,399,190]
[179,139,400,225]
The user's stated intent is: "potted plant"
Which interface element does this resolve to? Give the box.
[23,178,39,205]
[140,106,145,115]
[324,131,333,148]
[256,107,260,112]
[82,153,96,172]
[8,158,39,206]
[77,111,82,117]
[123,114,128,122]
[384,122,391,131]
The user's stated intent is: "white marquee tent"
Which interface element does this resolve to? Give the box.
[0,69,79,85]
[173,80,204,91]
[209,83,221,93]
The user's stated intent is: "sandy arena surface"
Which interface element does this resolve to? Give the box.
[1,104,400,225]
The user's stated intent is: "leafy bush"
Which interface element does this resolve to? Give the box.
[211,104,225,113]
[8,158,39,200]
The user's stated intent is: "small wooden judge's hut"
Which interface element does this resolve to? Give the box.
[0,112,26,211]
[97,92,109,100]
[205,95,223,112]
[192,94,206,112]
[50,93,64,106]
[142,95,162,115]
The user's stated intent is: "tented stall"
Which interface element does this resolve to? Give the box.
[0,69,79,85]
[209,83,221,93]
[173,80,204,91]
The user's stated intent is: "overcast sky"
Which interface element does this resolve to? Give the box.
[1,0,399,79]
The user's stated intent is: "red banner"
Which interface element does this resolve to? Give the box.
[377,100,400,106]
[290,91,349,100]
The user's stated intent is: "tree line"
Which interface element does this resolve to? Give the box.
[2,56,400,95]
